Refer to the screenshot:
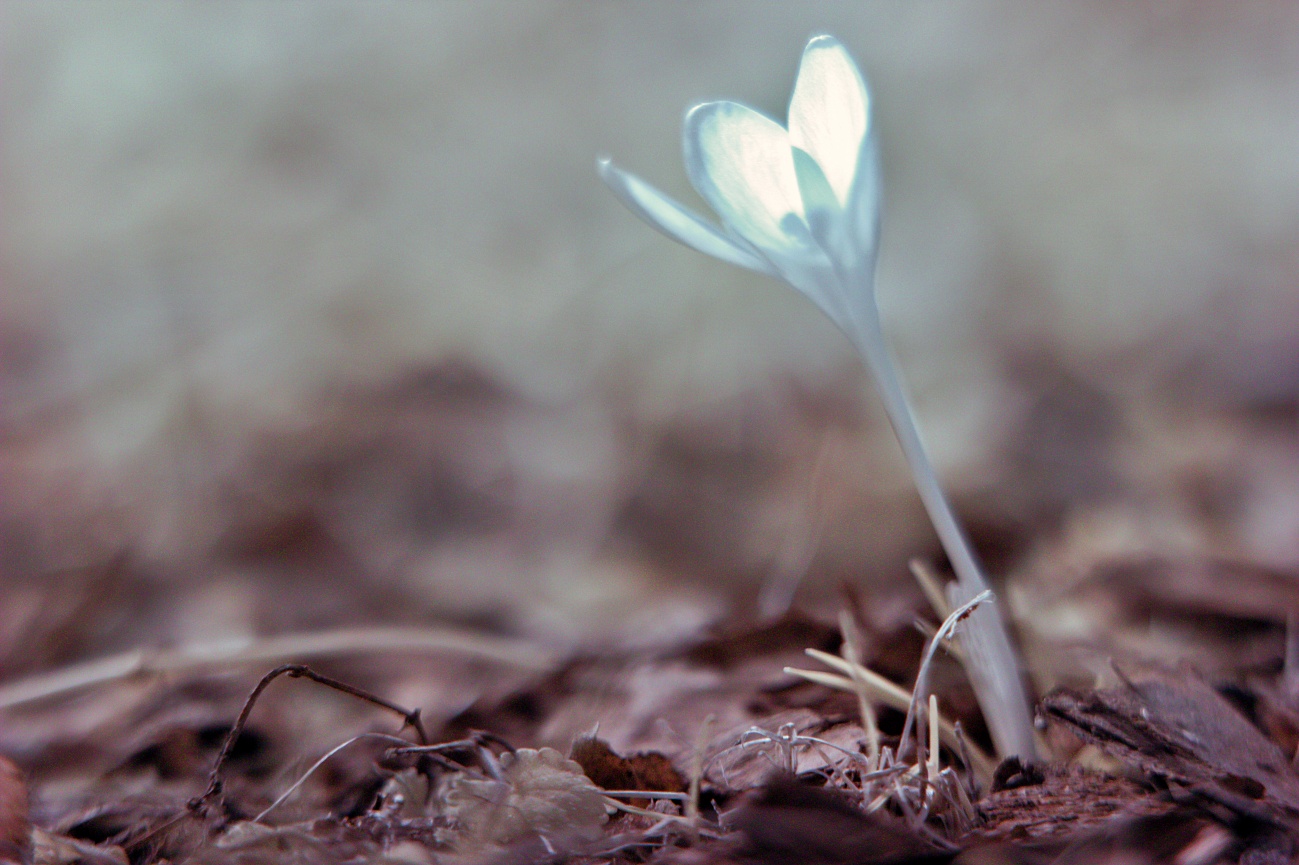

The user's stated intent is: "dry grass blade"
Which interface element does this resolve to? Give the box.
[785,660,995,780]
[909,558,952,620]
[898,590,991,765]
[838,611,881,765]
[797,649,911,708]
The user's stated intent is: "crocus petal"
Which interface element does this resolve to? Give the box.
[683,101,808,254]
[791,147,838,219]
[787,35,869,208]
[846,133,882,274]
[597,158,776,274]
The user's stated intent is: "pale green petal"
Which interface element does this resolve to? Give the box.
[683,101,807,254]
[792,147,838,218]
[787,36,869,208]
[598,158,774,274]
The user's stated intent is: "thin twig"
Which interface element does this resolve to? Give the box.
[189,664,425,818]
[601,790,690,801]
[0,625,558,710]
[388,730,516,759]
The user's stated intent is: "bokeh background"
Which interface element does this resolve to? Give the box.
[3,2,1299,672]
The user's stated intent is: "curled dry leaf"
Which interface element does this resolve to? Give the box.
[439,747,606,847]
[569,736,686,796]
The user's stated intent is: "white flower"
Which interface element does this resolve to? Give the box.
[600,35,1038,761]
[599,35,881,349]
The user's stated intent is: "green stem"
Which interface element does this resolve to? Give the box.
[849,306,1037,760]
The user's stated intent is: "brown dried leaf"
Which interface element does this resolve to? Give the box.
[1042,663,1299,828]
[569,736,685,794]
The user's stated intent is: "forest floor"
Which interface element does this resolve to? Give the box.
[2,359,1298,865]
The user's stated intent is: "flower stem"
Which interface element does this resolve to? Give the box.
[849,307,1037,760]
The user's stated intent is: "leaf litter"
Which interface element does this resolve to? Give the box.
[3,358,1299,864]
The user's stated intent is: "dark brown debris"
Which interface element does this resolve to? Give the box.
[1042,662,1299,830]
[570,736,686,797]
[973,762,1173,843]
[719,778,950,865]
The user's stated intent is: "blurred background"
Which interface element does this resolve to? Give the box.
[3,1,1299,674]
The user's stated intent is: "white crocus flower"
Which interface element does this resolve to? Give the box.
[600,36,878,348]
[600,35,1036,760]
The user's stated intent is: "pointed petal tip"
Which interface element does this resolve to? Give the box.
[805,34,843,50]
[800,35,862,81]
[682,100,726,128]
[788,32,870,208]
[598,157,647,197]
[802,35,854,67]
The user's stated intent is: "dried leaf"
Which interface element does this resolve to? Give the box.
[440,747,606,846]
[569,736,685,794]
[1042,663,1299,828]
